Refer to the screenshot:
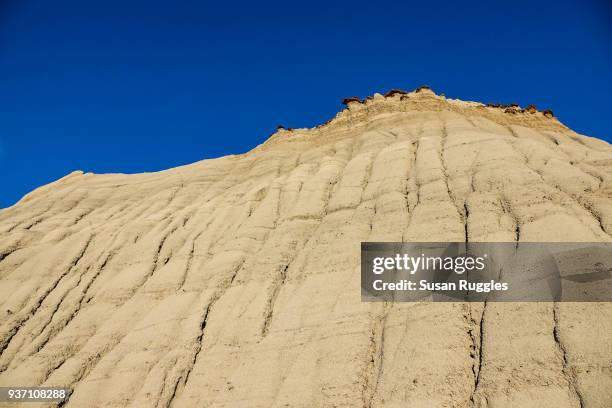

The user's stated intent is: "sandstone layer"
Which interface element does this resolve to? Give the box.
[1,89,611,407]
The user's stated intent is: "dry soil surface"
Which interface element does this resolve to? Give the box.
[1,90,611,407]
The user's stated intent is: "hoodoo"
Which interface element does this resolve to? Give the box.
[0,88,611,407]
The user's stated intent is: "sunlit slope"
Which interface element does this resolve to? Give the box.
[1,89,611,407]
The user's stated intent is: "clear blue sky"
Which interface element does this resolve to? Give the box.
[1,0,610,208]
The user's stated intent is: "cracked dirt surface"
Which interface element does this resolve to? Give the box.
[0,89,611,407]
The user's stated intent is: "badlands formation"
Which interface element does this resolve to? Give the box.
[1,88,611,407]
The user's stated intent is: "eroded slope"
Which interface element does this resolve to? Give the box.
[1,90,611,407]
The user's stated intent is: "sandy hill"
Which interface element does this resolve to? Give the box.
[0,88,611,407]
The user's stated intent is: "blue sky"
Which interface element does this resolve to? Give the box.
[0,0,610,208]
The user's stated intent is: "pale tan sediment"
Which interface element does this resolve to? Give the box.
[0,89,611,407]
